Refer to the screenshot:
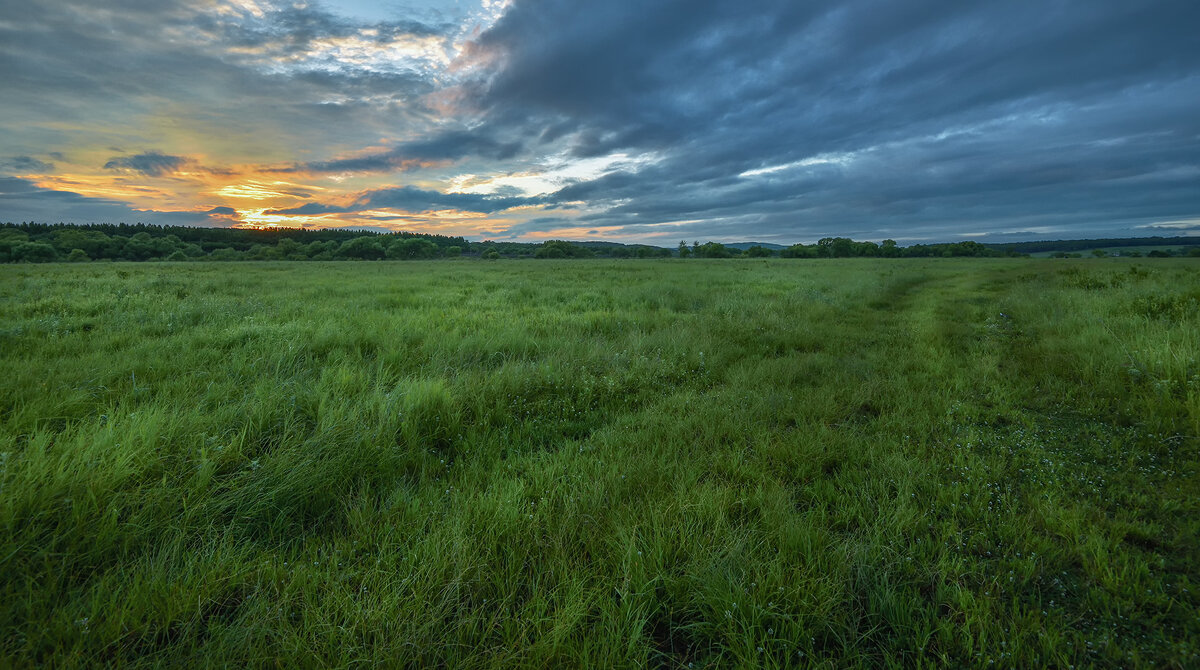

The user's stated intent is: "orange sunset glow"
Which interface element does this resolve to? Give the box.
[0,0,608,240]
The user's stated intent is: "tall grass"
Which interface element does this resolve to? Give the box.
[1,259,1196,667]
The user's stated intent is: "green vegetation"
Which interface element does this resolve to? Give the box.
[1,259,1198,667]
[778,238,1020,258]
[0,223,672,262]
[534,239,596,258]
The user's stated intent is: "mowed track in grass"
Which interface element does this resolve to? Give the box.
[1,259,1197,667]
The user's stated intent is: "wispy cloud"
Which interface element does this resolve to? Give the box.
[1137,218,1200,232]
[265,184,542,216]
[0,156,55,174]
[103,152,192,177]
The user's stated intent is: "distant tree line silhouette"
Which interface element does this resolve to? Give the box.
[0,223,668,262]
[687,238,1024,258]
[4,222,1197,263]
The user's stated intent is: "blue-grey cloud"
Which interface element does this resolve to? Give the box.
[358,185,538,213]
[265,185,541,216]
[0,156,54,174]
[451,0,1200,241]
[262,202,350,216]
[280,132,524,174]
[103,151,191,177]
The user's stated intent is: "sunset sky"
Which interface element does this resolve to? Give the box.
[1,0,1197,244]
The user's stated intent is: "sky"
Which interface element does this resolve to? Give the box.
[1,0,1198,245]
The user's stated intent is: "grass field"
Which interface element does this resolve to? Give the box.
[1,258,1198,667]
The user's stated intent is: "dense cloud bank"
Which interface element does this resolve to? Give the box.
[449,0,1200,240]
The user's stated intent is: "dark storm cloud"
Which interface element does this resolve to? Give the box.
[474,0,1198,151]
[103,151,191,177]
[454,0,1200,240]
[266,184,540,216]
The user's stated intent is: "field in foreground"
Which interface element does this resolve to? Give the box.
[1,259,1197,667]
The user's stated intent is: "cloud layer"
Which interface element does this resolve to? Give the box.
[1,0,1197,242]
[103,152,192,177]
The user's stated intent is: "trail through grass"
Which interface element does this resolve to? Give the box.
[1,259,1197,667]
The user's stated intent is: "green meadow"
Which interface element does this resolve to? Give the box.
[1,259,1197,667]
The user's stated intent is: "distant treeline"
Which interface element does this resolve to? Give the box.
[0,222,672,263]
[685,238,1026,258]
[2,222,1196,263]
[768,238,1022,258]
[984,235,1200,254]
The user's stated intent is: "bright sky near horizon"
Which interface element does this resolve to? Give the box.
[1,0,1198,243]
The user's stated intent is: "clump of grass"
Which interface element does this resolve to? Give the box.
[395,378,461,451]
